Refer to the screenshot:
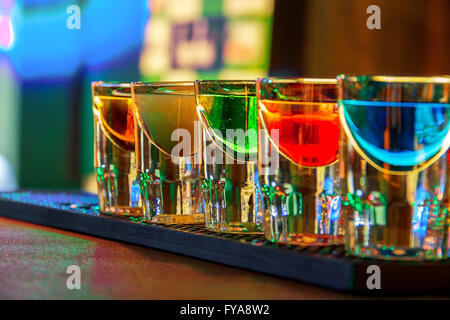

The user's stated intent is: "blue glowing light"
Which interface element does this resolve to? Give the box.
[6,1,83,79]
[323,176,334,195]
[5,0,149,79]
[329,195,341,221]
[83,0,149,68]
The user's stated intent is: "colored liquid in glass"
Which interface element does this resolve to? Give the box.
[134,92,198,156]
[197,94,258,158]
[133,86,203,224]
[259,100,339,167]
[341,100,450,172]
[93,94,141,216]
[93,95,135,152]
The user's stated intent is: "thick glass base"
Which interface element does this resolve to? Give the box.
[147,213,204,225]
[274,233,343,246]
[101,206,143,217]
[206,222,263,234]
[346,244,446,261]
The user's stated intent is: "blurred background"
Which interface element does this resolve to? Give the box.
[0,0,448,192]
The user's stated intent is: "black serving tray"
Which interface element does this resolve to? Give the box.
[0,190,448,294]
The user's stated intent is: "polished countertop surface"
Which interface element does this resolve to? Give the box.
[0,216,445,300]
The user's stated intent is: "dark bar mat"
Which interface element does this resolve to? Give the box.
[0,190,448,293]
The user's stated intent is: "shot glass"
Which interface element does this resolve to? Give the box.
[92,82,141,216]
[257,77,345,246]
[443,150,450,259]
[195,80,263,233]
[338,75,450,260]
[132,81,204,224]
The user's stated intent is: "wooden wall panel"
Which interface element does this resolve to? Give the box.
[270,0,449,77]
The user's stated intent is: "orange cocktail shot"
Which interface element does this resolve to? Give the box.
[92,82,141,216]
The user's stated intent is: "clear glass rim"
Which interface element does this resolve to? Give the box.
[195,80,256,97]
[257,77,337,85]
[92,81,131,97]
[91,81,131,88]
[338,74,450,84]
[195,79,255,85]
[256,77,337,102]
[131,81,194,87]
